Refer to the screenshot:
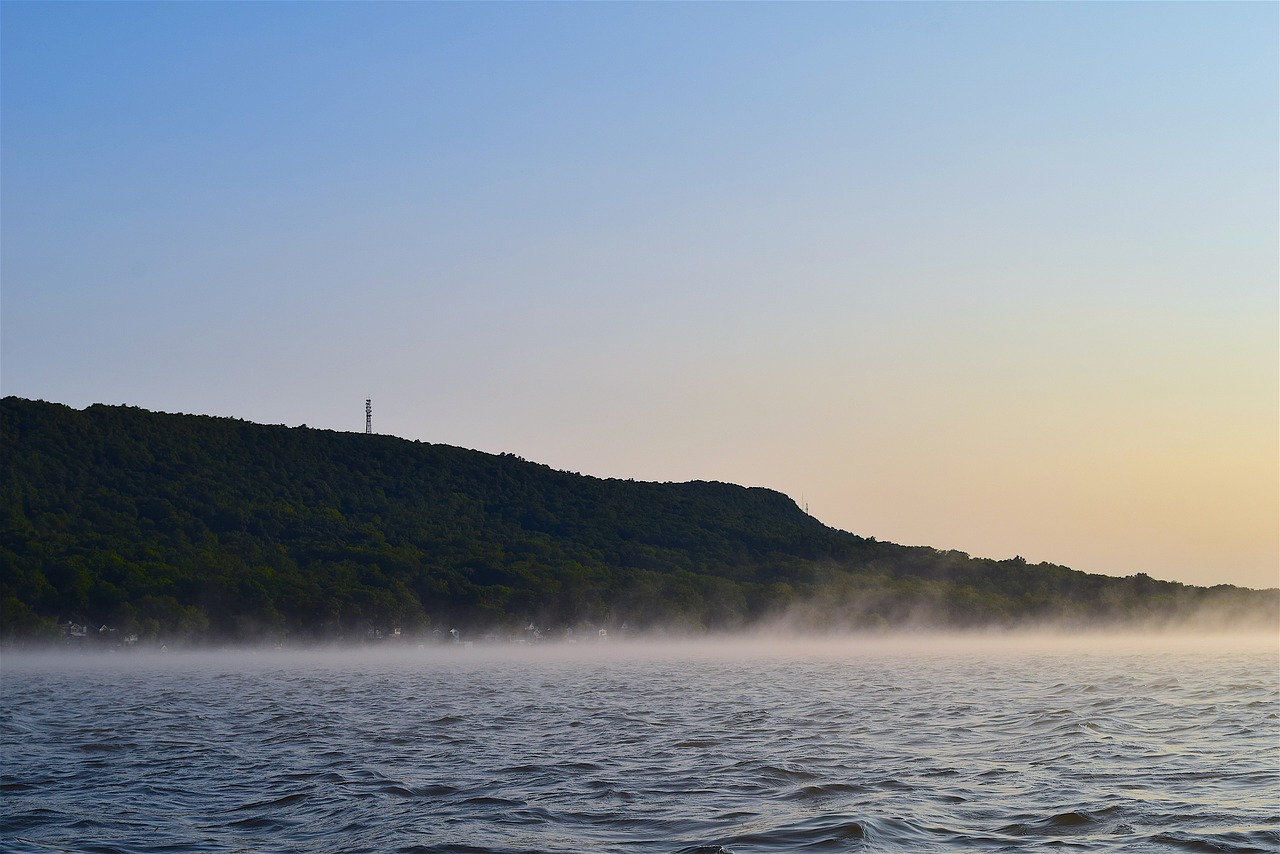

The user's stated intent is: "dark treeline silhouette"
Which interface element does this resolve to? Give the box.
[2,397,1274,645]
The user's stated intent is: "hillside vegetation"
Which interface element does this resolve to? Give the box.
[2,397,1273,645]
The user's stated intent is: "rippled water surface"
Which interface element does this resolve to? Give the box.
[3,635,1277,853]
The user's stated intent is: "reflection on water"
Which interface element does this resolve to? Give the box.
[3,634,1277,853]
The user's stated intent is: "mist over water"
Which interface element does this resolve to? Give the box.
[3,633,1277,853]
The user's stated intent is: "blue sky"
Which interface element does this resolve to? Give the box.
[3,2,1276,589]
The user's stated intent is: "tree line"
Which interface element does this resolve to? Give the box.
[2,397,1274,645]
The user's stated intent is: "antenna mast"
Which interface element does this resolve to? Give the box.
[365,398,372,434]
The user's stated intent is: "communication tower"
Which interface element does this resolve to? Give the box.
[365,399,372,434]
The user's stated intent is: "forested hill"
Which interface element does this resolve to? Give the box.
[2,397,1274,644]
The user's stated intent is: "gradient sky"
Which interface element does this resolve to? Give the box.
[3,3,1276,590]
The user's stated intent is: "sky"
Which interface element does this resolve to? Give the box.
[2,2,1276,590]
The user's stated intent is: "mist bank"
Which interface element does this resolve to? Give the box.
[5,628,1277,670]
[3,397,1276,647]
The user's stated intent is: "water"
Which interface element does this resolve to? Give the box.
[3,635,1277,853]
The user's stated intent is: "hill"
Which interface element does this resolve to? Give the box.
[1,397,1274,644]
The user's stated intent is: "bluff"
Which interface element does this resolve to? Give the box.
[1,397,1274,644]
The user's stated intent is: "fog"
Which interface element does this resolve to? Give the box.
[4,627,1275,676]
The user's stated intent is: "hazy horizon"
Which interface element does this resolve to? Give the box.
[3,3,1276,590]
[7,624,1279,662]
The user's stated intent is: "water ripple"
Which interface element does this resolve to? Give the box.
[2,642,1275,853]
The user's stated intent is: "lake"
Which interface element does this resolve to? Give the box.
[2,634,1277,853]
